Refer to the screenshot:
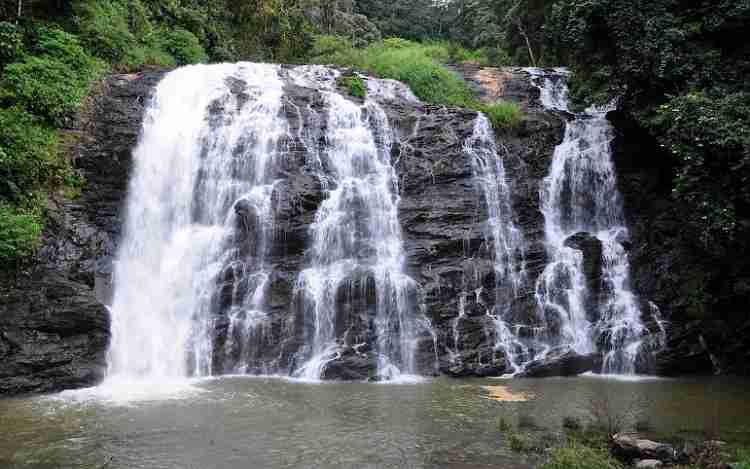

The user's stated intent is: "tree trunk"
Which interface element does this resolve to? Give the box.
[515,19,537,67]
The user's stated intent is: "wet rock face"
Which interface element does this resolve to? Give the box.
[0,67,565,394]
[0,71,166,395]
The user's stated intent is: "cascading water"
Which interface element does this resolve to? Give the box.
[528,68,648,374]
[463,115,529,373]
[290,67,432,381]
[107,63,288,381]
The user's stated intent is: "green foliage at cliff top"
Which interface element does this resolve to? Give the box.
[311,36,522,129]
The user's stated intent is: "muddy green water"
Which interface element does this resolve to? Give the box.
[1,376,749,469]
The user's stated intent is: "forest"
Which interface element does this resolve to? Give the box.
[0,0,748,318]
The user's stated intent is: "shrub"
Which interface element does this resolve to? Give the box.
[338,75,366,99]
[478,101,523,129]
[0,107,58,202]
[0,202,43,270]
[2,28,103,126]
[73,0,139,65]
[498,417,511,433]
[541,444,623,469]
[0,21,23,65]
[359,43,473,107]
[509,433,536,452]
[153,27,208,65]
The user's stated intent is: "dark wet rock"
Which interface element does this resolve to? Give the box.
[564,232,604,289]
[321,348,377,381]
[564,232,605,319]
[8,64,743,395]
[0,71,166,395]
[519,351,602,378]
[611,433,677,464]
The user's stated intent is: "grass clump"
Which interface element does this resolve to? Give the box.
[311,35,522,129]
[498,417,511,433]
[509,433,536,452]
[338,75,366,99]
[541,444,623,469]
[477,101,522,129]
[0,201,44,271]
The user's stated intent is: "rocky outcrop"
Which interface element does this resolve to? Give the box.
[519,350,602,378]
[611,433,677,464]
[0,66,565,393]
[11,63,739,394]
[0,71,166,395]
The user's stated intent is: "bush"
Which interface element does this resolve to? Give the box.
[0,107,58,202]
[541,444,623,469]
[1,28,103,126]
[498,417,511,433]
[73,0,139,65]
[0,202,43,270]
[478,101,522,129]
[359,43,473,107]
[0,21,23,65]
[153,27,208,66]
[509,433,536,452]
[338,75,366,99]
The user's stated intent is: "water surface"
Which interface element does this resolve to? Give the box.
[2,376,749,469]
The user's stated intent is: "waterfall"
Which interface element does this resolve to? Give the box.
[463,115,529,373]
[107,63,288,381]
[289,66,432,381]
[528,68,648,374]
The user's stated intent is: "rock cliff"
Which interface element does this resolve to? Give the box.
[3,64,744,396]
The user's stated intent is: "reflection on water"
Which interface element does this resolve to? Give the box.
[1,376,749,469]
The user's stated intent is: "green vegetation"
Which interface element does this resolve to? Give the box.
[338,75,366,99]
[541,444,623,469]
[0,202,43,270]
[311,36,522,129]
[545,0,750,319]
[735,448,750,469]
[508,432,536,452]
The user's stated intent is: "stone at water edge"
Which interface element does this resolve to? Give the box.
[635,460,663,469]
[518,351,602,378]
[611,433,677,464]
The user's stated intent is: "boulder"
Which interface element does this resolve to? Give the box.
[611,433,677,464]
[635,460,663,469]
[320,349,376,381]
[519,351,602,378]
